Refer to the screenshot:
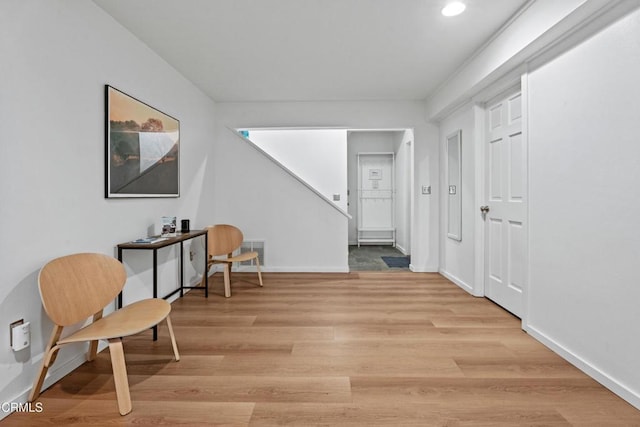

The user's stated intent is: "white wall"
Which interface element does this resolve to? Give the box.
[526,7,640,408]
[394,130,413,255]
[247,129,348,212]
[426,0,638,120]
[0,0,217,416]
[215,101,439,272]
[438,107,476,293]
[426,0,640,410]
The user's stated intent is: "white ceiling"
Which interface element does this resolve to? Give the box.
[93,0,528,102]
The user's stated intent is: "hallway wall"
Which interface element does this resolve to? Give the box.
[214,101,439,272]
[431,2,640,409]
[438,106,476,293]
[247,129,348,212]
[526,6,640,408]
[393,130,414,255]
[0,0,217,416]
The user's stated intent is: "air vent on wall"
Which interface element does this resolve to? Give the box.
[234,240,265,270]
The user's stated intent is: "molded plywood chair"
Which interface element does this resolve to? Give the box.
[28,253,180,416]
[202,224,263,297]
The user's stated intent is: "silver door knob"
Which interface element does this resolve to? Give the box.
[480,205,490,214]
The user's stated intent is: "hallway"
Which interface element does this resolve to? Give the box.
[348,245,409,271]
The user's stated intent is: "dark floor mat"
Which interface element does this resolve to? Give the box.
[381,256,410,268]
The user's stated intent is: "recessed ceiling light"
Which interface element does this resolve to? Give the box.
[442,1,466,17]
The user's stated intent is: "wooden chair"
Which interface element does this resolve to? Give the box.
[201,224,263,297]
[28,253,180,416]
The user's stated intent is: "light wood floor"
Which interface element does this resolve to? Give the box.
[7,272,640,426]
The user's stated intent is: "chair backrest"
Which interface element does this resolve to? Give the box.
[38,253,127,326]
[206,224,244,257]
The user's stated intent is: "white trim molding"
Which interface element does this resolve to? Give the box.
[526,324,640,411]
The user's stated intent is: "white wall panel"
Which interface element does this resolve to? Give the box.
[0,0,217,415]
[439,106,477,291]
[527,6,640,408]
[248,129,348,212]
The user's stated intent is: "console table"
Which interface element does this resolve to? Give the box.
[117,230,208,340]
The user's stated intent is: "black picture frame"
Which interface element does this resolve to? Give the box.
[105,85,180,198]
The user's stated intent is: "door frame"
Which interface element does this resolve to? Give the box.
[473,73,530,327]
[346,129,414,251]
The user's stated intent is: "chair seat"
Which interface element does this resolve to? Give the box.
[228,251,259,263]
[58,299,171,344]
[209,251,258,265]
[203,225,263,297]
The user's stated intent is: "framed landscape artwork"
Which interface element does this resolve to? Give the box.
[105,85,180,198]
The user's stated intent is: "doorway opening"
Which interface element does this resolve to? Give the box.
[236,127,414,273]
[347,129,414,272]
[348,245,410,271]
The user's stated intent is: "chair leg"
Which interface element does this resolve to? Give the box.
[223,262,232,298]
[87,310,103,362]
[255,257,264,287]
[108,338,132,416]
[227,253,233,286]
[87,341,99,362]
[28,325,62,403]
[165,315,180,362]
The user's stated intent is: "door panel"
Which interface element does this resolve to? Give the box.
[509,133,524,200]
[489,218,503,283]
[485,90,525,317]
[489,138,503,201]
[509,93,522,122]
[508,220,524,293]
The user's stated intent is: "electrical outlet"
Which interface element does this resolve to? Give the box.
[11,322,30,351]
[421,185,431,195]
[9,319,23,348]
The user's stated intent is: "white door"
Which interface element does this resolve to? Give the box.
[357,153,395,246]
[483,90,526,317]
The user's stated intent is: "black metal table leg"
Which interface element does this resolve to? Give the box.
[204,231,209,297]
[180,242,184,298]
[152,248,158,341]
[117,247,123,309]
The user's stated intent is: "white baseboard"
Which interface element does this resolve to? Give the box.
[262,266,349,273]
[439,269,474,295]
[209,266,349,273]
[1,341,109,420]
[0,277,204,421]
[409,264,439,273]
[209,265,349,276]
[395,244,408,255]
[525,323,640,411]
[208,265,348,274]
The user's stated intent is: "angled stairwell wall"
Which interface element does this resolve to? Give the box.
[239,128,350,217]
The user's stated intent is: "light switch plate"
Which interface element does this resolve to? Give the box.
[11,321,30,351]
